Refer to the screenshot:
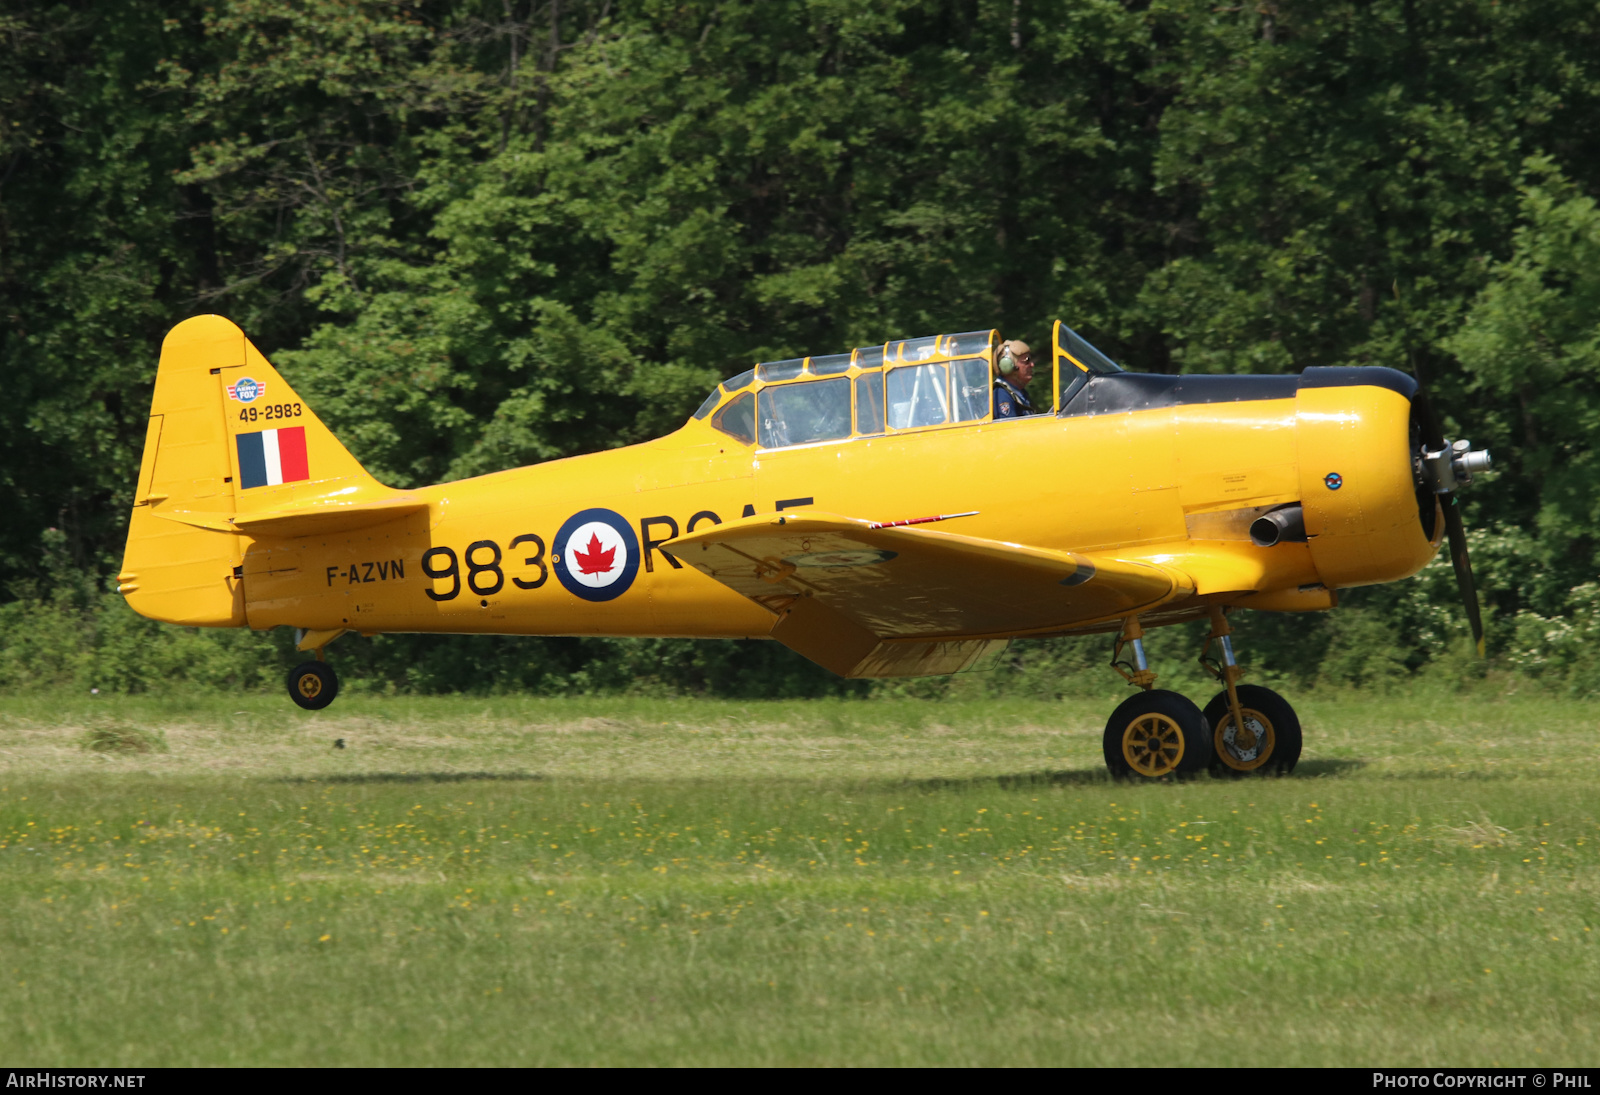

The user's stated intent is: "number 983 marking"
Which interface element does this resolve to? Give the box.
[422,535,547,601]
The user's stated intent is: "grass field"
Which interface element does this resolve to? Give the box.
[1,687,1596,1066]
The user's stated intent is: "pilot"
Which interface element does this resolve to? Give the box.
[993,339,1036,419]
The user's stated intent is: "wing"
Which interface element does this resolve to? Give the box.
[666,511,1192,677]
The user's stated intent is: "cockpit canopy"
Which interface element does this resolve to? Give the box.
[693,321,1122,449]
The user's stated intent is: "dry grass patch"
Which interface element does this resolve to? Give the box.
[1441,815,1520,848]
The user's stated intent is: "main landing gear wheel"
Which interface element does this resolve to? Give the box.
[287,661,339,711]
[1103,690,1213,780]
[1203,685,1301,775]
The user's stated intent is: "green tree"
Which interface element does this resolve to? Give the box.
[1449,161,1600,579]
[7,0,1600,695]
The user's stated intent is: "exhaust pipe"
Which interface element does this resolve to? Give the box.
[1250,504,1307,548]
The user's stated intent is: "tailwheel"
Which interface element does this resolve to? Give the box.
[1202,685,1301,776]
[1103,690,1213,780]
[287,660,339,711]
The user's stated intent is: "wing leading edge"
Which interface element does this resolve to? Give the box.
[665,512,1193,678]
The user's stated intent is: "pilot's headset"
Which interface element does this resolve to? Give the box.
[995,339,1031,377]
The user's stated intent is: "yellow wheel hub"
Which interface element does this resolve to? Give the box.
[1215,709,1275,771]
[297,674,323,700]
[1122,713,1185,777]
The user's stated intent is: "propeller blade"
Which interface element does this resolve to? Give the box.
[1442,493,1486,658]
[1408,352,1487,657]
[1407,349,1454,453]
[1411,380,1448,453]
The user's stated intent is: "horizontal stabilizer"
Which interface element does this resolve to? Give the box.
[149,495,427,537]
[230,496,429,537]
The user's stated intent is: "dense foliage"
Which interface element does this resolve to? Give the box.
[3,0,1599,695]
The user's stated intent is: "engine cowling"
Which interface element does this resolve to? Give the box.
[1294,369,1441,590]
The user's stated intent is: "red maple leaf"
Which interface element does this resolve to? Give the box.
[573,532,616,575]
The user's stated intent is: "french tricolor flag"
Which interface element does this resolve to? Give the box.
[237,427,310,489]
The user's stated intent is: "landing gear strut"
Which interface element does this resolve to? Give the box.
[286,627,347,711]
[1102,616,1212,779]
[1198,606,1301,776]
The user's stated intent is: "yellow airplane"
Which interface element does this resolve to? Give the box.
[120,314,1490,780]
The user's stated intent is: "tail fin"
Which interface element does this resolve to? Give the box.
[119,315,392,626]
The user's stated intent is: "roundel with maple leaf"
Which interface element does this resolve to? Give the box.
[553,507,641,602]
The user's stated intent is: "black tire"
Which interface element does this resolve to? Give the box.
[287,661,339,711]
[1202,684,1301,775]
[1103,690,1213,780]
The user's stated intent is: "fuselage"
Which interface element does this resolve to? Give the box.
[238,366,1441,641]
